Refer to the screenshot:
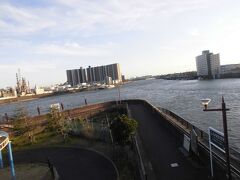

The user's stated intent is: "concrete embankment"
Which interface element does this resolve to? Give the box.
[0,94,51,105]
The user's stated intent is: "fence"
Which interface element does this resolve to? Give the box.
[148,102,240,178]
[0,102,117,129]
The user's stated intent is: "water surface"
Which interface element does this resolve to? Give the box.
[0,79,239,150]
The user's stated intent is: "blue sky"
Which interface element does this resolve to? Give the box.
[1,0,240,87]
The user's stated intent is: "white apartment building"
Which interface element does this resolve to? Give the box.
[196,50,220,79]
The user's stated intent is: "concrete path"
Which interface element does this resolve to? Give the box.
[129,103,212,180]
[11,147,118,180]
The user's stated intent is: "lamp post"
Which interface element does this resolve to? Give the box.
[201,97,231,180]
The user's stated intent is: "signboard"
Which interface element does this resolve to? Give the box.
[183,135,190,152]
[190,128,198,155]
[208,127,225,178]
[209,127,225,153]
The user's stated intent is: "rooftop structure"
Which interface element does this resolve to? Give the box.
[16,69,31,96]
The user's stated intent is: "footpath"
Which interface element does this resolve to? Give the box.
[129,103,227,180]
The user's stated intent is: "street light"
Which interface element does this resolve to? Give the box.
[201,98,211,110]
[201,96,232,180]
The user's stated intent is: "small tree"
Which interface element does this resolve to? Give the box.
[47,106,68,141]
[13,105,35,143]
[110,115,138,146]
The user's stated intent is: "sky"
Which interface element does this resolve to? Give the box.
[1,0,240,88]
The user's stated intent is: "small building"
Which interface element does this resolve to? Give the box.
[220,64,240,78]
[220,64,240,74]
[105,76,113,85]
[34,86,45,95]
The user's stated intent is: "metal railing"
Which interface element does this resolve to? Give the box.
[156,106,240,178]
[133,136,147,180]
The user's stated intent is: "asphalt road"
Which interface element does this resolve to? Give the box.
[11,147,118,180]
[129,103,224,180]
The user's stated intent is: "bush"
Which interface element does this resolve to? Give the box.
[110,115,138,146]
[47,107,68,141]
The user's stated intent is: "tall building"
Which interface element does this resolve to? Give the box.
[79,67,87,83]
[66,63,122,86]
[196,50,220,79]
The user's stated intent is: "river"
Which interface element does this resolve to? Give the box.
[0,79,240,151]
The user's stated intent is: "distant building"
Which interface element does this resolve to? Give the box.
[67,63,122,86]
[220,64,240,78]
[196,50,220,79]
[34,86,45,95]
[15,69,31,95]
[121,75,125,82]
[0,87,16,98]
[220,64,240,74]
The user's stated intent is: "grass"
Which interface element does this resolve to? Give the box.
[10,130,63,151]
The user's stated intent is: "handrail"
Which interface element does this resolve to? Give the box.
[156,105,240,178]
[0,131,9,150]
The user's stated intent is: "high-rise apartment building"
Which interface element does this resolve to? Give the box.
[66,63,122,86]
[196,50,220,79]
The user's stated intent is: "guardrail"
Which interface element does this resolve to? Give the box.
[0,102,117,131]
[155,105,240,178]
[133,136,147,180]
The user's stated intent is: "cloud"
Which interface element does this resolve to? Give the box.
[0,0,210,38]
[0,3,55,35]
[35,42,115,56]
[189,28,200,36]
[0,61,56,73]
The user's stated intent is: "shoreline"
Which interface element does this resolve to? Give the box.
[0,82,131,106]
[0,94,53,105]
[0,92,73,106]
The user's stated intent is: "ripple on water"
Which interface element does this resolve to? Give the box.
[0,79,240,151]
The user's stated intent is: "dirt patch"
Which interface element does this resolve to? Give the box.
[0,163,52,180]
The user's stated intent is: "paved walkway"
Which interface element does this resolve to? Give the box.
[12,147,118,180]
[129,103,213,180]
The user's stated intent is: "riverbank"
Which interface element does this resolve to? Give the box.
[0,82,130,106]
[4,99,239,179]
[0,93,55,105]
[0,88,105,106]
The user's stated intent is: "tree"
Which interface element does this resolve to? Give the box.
[110,115,138,146]
[47,106,68,141]
[12,105,35,143]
